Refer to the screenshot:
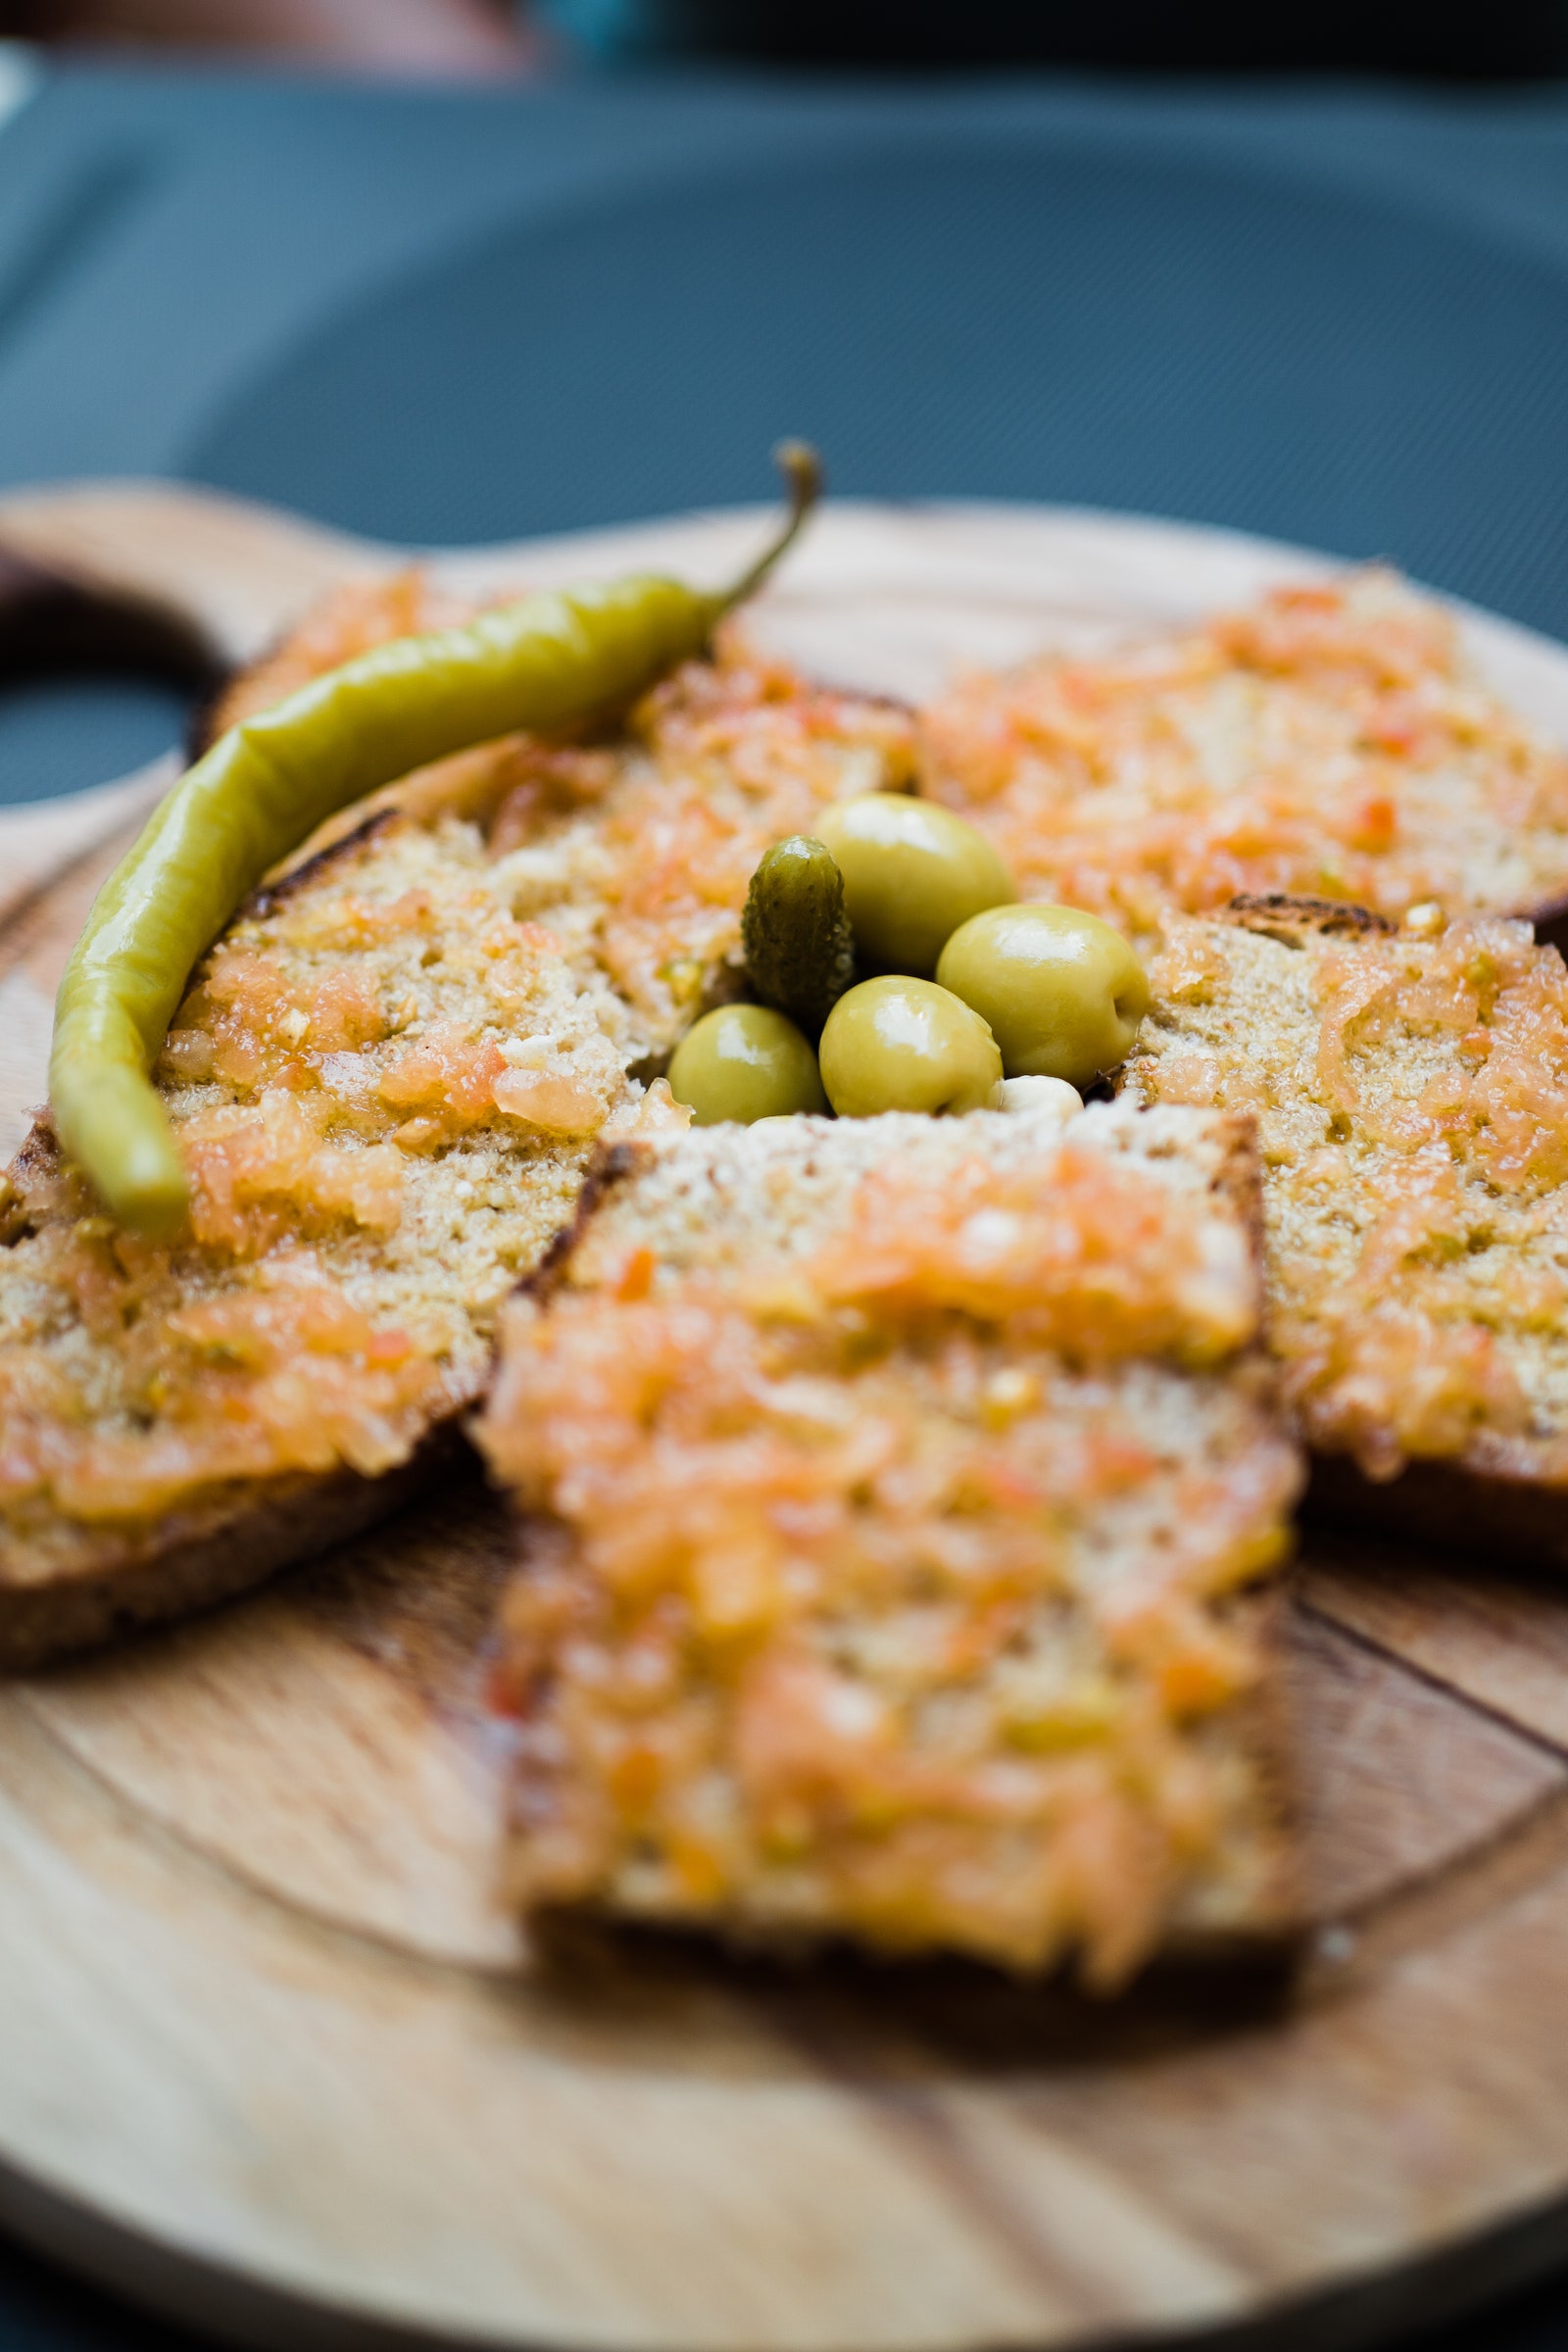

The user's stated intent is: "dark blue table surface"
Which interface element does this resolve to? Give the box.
[8,52,1568,2350]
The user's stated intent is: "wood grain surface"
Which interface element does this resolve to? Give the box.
[4,487,1568,2352]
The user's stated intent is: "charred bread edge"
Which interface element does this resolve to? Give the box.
[511,1140,643,1308]
[0,1427,464,1673]
[1227,886,1568,954]
[243,805,402,919]
[1220,892,1398,944]
[508,1106,1303,1962]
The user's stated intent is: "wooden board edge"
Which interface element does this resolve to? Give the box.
[4,2133,1568,2352]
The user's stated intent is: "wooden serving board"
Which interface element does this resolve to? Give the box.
[8,488,1568,2352]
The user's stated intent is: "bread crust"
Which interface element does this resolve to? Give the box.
[1306,1451,1568,1568]
[0,1433,460,1672]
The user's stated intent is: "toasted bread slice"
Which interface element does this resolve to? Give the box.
[922,569,1568,946]
[0,811,641,1664]
[1124,896,1568,1560]
[0,630,914,1666]
[475,1101,1302,1987]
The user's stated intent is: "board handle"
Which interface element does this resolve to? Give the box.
[0,540,224,698]
[0,480,392,683]
[0,480,392,947]
[0,540,212,954]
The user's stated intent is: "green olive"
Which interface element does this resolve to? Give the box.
[813,795,1014,977]
[935,903,1151,1087]
[667,1005,827,1126]
[818,977,1003,1118]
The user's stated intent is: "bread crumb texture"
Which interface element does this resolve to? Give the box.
[476,1102,1300,1985]
[2,601,911,1582]
[922,570,1568,938]
[1127,905,1568,1485]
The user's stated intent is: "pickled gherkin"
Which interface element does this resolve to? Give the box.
[741,835,857,1036]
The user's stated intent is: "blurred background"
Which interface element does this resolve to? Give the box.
[7,0,1568,73]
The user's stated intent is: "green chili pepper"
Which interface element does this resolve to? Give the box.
[50,445,821,1239]
[741,835,857,1037]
